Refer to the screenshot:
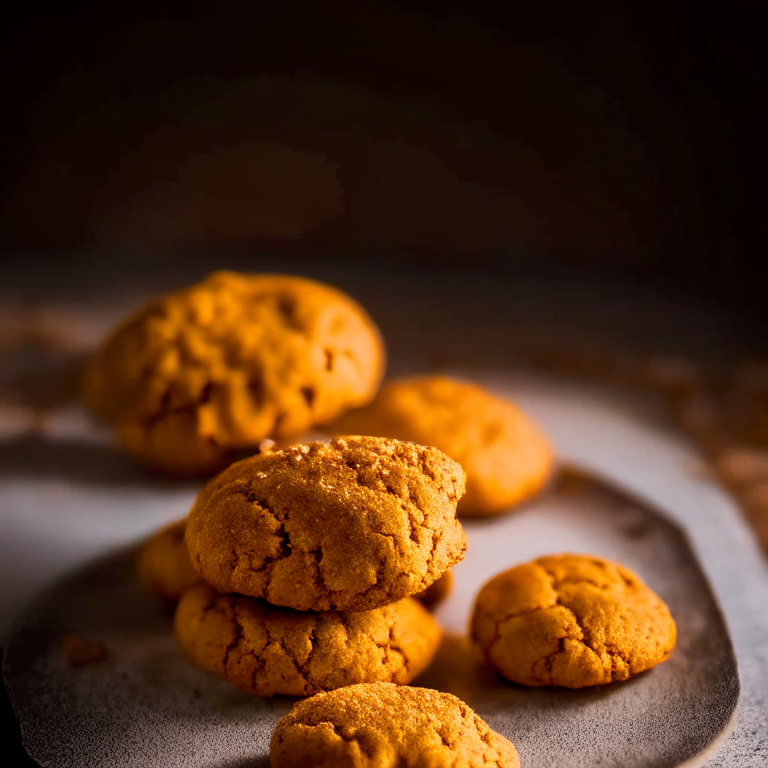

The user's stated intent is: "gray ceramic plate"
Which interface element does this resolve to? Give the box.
[3,468,738,768]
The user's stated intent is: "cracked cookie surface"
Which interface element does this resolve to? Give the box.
[83,271,385,475]
[270,681,520,768]
[174,584,441,697]
[334,375,553,516]
[471,553,676,688]
[137,518,202,602]
[185,435,467,612]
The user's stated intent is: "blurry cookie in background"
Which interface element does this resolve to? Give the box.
[83,272,385,475]
[334,375,553,517]
[137,519,201,603]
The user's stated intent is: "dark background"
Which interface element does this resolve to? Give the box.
[0,5,764,763]
[0,2,762,310]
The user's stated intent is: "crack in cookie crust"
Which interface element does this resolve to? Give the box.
[174,584,441,697]
[186,436,467,612]
[270,682,520,768]
[470,553,677,688]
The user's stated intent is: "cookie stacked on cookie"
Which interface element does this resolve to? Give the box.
[158,435,466,696]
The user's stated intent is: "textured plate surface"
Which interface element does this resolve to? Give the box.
[3,470,738,768]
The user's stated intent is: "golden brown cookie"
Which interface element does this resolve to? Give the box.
[186,435,467,612]
[414,570,453,611]
[334,375,553,516]
[471,553,676,688]
[174,584,441,697]
[82,272,385,475]
[270,682,520,768]
[136,519,202,602]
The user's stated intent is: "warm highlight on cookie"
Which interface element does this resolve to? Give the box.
[334,375,553,516]
[83,272,385,475]
[270,682,520,768]
[136,519,202,602]
[186,435,467,612]
[174,584,441,697]
[471,553,676,688]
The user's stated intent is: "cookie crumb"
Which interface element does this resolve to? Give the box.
[62,633,106,667]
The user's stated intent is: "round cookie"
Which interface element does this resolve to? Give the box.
[334,375,553,516]
[414,570,453,611]
[471,553,676,688]
[136,519,202,602]
[174,584,441,697]
[83,271,385,475]
[186,435,467,612]
[270,682,520,768]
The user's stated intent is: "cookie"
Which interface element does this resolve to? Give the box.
[136,519,202,602]
[83,272,385,475]
[334,375,553,516]
[186,435,467,612]
[471,553,676,688]
[414,569,453,611]
[174,584,441,697]
[270,682,520,768]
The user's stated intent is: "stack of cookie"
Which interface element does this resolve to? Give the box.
[95,272,471,696]
[84,270,679,766]
[141,435,467,697]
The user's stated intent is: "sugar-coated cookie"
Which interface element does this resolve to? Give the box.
[471,553,676,688]
[186,436,467,612]
[270,682,520,767]
[174,584,440,697]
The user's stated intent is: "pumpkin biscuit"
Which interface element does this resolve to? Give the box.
[186,435,467,612]
[136,519,202,602]
[270,681,520,768]
[471,553,676,688]
[83,272,385,475]
[334,375,553,516]
[174,584,441,697]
